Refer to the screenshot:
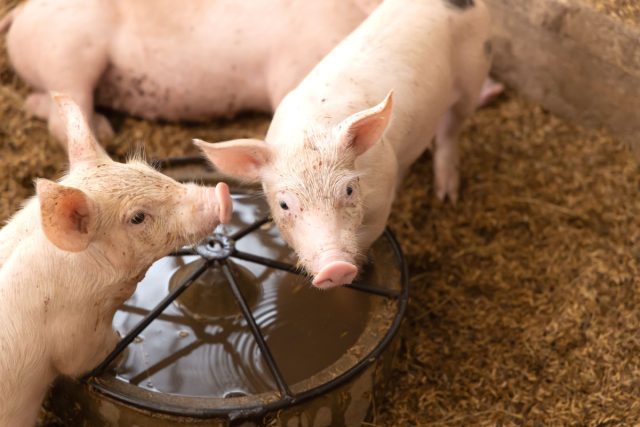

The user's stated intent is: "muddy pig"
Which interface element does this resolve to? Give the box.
[1,0,380,145]
[196,0,495,288]
[0,94,232,426]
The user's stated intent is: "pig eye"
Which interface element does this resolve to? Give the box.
[279,201,289,210]
[346,185,353,196]
[130,212,146,225]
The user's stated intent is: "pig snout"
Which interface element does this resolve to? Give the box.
[313,262,358,289]
[311,251,358,289]
[182,182,232,234]
[214,182,232,224]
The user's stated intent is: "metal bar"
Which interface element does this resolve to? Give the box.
[232,250,303,275]
[127,339,203,385]
[220,260,293,399]
[155,155,212,170]
[233,250,397,298]
[82,261,210,380]
[230,216,271,241]
[169,247,197,257]
[344,283,401,299]
[118,304,195,326]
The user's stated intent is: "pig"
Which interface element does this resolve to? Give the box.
[195,0,495,288]
[2,0,379,145]
[0,94,232,427]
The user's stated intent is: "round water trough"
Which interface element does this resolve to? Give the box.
[44,158,408,426]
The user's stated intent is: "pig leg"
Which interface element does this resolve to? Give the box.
[435,37,490,203]
[23,88,113,145]
[434,100,474,203]
[477,78,504,108]
[88,112,115,143]
[7,0,114,144]
[49,93,113,144]
[31,92,113,144]
[24,93,50,118]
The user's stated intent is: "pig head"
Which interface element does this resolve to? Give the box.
[196,93,394,288]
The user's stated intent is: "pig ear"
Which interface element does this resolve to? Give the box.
[50,92,111,169]
[194,138,271,182]
[336,91,393,156]
[36,179,98,252]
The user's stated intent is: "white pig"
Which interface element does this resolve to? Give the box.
[0,94,232,427]
[196,0,494,288]
[2,0,379,144]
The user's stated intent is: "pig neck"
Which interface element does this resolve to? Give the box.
[0,231,128,425]
[286,0,461,175]
[0,198,39,270]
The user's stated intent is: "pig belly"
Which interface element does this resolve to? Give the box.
[95,64,271,121]
[93,0,276,121]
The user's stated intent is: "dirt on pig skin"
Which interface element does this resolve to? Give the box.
[0,2,639,425]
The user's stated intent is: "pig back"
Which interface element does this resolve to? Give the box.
[300,0,491,174]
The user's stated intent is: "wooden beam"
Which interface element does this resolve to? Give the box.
[486,0,640,148]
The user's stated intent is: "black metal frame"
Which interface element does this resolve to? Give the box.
[81,158,409,419]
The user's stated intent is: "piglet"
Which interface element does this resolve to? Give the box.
[196,0,494,288]
[0,95,232,427]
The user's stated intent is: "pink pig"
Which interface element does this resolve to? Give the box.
[0,95,231,427]
[196,0,495,288]
[2,0,378,144]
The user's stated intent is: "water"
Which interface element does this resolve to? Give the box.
[113,194,374,397]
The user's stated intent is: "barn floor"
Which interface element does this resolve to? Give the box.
[1,6,639,427]
[585,0,640,25]
[379,96,639,426]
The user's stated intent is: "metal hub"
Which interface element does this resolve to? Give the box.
[195,234,235,260]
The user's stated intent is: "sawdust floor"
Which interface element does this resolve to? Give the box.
[582,0,640,26]
[1,24,639,427]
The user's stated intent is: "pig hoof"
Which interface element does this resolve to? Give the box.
[435,179,459,204]
[25,93,51,119]
[93,113,115,141]
[478,78,505,108]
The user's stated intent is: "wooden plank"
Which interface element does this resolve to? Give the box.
[486,0,640,149]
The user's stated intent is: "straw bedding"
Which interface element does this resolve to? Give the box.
[585,0,640,25]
